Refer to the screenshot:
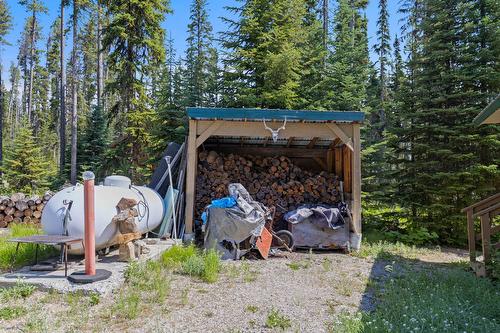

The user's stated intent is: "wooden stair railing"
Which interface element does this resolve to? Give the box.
[462,193,500,276]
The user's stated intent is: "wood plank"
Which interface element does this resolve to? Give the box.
[467,209,476,262]
[343,146,352,193]
[480,214,491,264]
[351,123,361,235]
[307,137,319,148]
[286,137,295,147]
[326,149,334,173]
[326,123,353,151]
[472,202,500,219]
[195,121,222,148]
[196,120,352,139]
[184,120,198,234]
[334,147,343,176]
[329,138,342,150]
[462,192,500,213]
[115,232,142,244]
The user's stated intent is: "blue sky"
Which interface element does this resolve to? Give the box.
[2,0,402,78]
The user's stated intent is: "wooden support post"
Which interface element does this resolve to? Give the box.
[334,147,342,176]
[326,149,334,173]
[343,147,352,193]
[466,209,476,262]
[184,120,198,235]
[480,214,491,264]
[351,124,362,236]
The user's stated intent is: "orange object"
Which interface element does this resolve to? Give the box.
[83,173,96,276]
[255,227,272,259]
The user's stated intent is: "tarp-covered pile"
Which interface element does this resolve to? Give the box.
[203,183,270,259]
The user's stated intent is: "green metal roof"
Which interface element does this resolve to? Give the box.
[473,94,500,125]
[187,107,364,123]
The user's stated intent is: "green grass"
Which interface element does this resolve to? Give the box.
[0,281,36,301]
[245,305,259,313]
[161,245,222,283]
[113,290,141,319]
[0,306,27,320]
[351,240,436,260]
[265,309,292,330]
[328,266,500,333]
[0,223,58,271]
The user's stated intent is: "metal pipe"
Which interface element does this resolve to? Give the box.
[83,171,96,276]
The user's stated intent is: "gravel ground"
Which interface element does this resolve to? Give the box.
[0,248,468,333]
[139,252,388,333]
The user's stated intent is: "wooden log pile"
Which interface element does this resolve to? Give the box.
[196,151,341,223]
[0,191,53,228]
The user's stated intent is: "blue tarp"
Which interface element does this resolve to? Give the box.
[201,196,237,225]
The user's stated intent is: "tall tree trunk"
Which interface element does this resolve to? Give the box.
[322,0,328,49]
[0,62,3,168]
[60,0,67,175]
[70,1,78,184]
[7,75,14,140]
[27,12,36,124]
[97,0,104,110]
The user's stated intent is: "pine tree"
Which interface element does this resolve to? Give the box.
[185,0,214,107]
[78,106,108,179]
[152,37,186,154]
[205,47,221,107]
[298,0,328,109]
[2,119,52,193]
[172,59,187,109]
[103,0,171,181]
[46,17,61,134]
[0,0,12,167]
[372,0,391,138]
[320,0,369,111]
[222,0,307,109]
[391,0,499,243]
[59,0,67,176]
[7,63,21,140]
[18,0,47,125]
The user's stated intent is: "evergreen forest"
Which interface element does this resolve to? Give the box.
[0,0,498,245]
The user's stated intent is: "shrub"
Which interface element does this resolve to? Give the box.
[265,309,291,330]
[0,306,27,320]
[0,281,36,301]
[161,245,221,283]
[161,244,197,268]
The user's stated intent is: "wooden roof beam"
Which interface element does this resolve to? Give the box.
[326,123,353,151]
[196,121,222,148]
[307,137,319,149]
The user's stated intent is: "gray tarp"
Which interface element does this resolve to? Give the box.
[204,183,269,259]
[284,204,350,250]
[284,204,345,229]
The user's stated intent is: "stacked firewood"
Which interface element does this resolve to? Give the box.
[196,151,340,222]
[0,191,53,228]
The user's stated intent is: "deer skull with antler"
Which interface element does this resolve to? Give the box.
[263,117,287,142]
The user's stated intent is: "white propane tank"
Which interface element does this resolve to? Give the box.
[103,175,132,188]
[41,181,165,254]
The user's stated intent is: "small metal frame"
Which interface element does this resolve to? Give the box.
[9,235,84,277]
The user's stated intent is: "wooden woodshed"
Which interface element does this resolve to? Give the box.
[183,108,365,249]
